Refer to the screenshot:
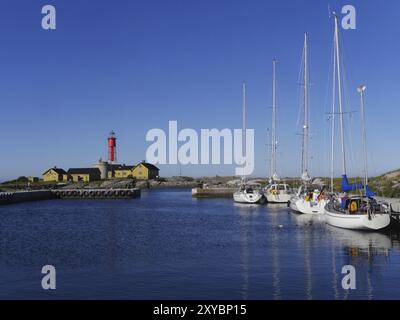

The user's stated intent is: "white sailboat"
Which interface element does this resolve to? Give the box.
[264,60,292,204]
[289,33,329,214]
[233,83,264,204]
[324,14,390,230]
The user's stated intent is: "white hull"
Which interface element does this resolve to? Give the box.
[233,191,263,204]
[265,193,291,204]
[290,196,327,214]
[324,210,390,231]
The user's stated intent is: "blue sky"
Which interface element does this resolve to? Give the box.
[0,0,399,181]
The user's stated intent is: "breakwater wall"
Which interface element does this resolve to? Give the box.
[0,190,55,205]
[52,188,140,199]
[192,187,236,198]
[0,188,141,205]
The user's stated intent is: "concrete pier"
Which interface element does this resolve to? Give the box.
[0,190,55,205]
[192,187,236,198]
[375,196,400,213]
[374,196,400,229]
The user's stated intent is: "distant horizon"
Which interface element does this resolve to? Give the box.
[2,169,400,184]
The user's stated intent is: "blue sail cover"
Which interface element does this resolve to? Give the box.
[341,174,375,197]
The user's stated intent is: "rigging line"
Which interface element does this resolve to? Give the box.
[295,42,306,141]
[242,82,246,179]
[325,111,357,115]
[338,32,359,181]
[334,14,346,176]
[343,84,357,180]
[302,33,308,175]
[271,60,277,178]
[324,34,336,188]
[297,37,308,176]
[331,44,339,184]
[266,128,272,178]
[338,20,358,181]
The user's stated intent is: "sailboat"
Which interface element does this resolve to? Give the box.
[324,14,390,230]
[233,83,264,204]
[289,33,329,214]
[264,60,292,204]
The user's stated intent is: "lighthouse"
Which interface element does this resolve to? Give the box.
[108,130,117,163]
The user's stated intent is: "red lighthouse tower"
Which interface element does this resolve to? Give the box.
[108,130,117,163]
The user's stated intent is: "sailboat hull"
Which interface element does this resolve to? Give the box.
[265,193,291,204]
[233,191,263,204]
[324,209,390,230]
[290,197,328,214]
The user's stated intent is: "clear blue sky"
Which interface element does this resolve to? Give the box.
[0,0,399,181]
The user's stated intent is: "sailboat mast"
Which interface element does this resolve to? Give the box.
[271,59,277,180]
[330,43,336,193]
[242,82,246,179]
[302,33,309,176]
[334,14,347,176]
[358,85,368,193]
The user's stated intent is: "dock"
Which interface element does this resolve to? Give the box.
[0,188,141,205]
[375,196,400,213]
[192,187,236,198]
[374,196,400,229]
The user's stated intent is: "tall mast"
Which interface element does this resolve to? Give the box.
[271,59,277,181]
[358,85,368,194]
[330,42,337,193]
[242,82,246,179]
[301,33,309,177]
[333,14,347,176]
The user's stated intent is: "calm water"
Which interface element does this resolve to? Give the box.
[0,188,399,300]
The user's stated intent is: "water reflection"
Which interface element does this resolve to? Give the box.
[233,203,262,211]
[291,212,326,226]
[291,213,320,299]
[330,227,391,300]
[1,189,400,299]
[290,211,396,299]
[326,226,391,253]
[237,205,252,300]
[233,203,261,300]
[269,208,282,300]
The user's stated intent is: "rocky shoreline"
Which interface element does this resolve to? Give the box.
[0,176,324,192]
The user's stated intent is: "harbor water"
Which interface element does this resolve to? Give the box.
[0,188,399,299]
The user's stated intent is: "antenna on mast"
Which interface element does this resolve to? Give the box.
[328,6,334,19]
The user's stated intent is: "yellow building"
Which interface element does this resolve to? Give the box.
[132,161,159,180]
[107,164,135,179]
[42,167,68,182]
[68,168,101,182]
